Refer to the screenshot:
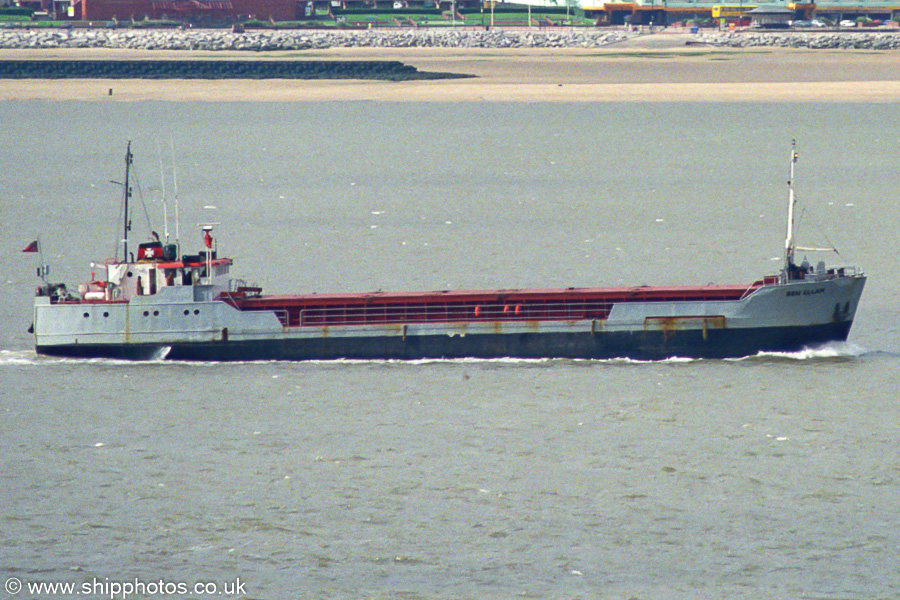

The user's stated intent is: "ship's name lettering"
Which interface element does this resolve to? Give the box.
[785,287,824,298]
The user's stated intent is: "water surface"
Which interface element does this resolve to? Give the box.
[1,101,898,599]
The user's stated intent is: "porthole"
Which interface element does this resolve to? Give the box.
[127,271,133,278]
[183,309,190,316]
[103,312,109,318]
[153,310,159,316]
[143,311,149,317]
[83,312,90,318]
[193,309,200,315]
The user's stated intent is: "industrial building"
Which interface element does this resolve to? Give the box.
[586,0,894,25]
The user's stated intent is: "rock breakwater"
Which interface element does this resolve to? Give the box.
[0,58,466,79]
[0,28,637,51]
[6,27,899,53]
[696,30,900,49]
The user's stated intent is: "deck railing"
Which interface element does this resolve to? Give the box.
[289,299,617,328]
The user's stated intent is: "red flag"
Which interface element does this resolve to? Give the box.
[21,240,38,253]
[203,230,213,249]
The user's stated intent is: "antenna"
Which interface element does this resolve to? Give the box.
[171,140,180,260]
[157,140,169,244]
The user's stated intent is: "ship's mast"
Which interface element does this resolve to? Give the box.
[123,141,133,262]
[157,140,169,244]
[172,141,181,259]
[784,140,798,275]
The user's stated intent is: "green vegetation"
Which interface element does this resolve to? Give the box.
[129,19,186,28]
[1,19,69,26]
[240,19,325,28]
[0,6,35,22]
[0,6,34,16]
[333,7,441,15]
[448,10,595,26]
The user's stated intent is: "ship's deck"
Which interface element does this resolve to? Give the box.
[227,280,772,328]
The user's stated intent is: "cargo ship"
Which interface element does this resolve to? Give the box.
[30,142,866,361]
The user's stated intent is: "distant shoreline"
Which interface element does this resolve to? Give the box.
[3,41,900,102]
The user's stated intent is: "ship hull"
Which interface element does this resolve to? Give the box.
[33,275,866,362]
[36,320,854,362]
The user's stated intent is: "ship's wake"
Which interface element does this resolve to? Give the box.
[0,350,40,365]
[732,341,868,362]
[147,346,172,361]
[0,342,875,367]
[0,348,173,366]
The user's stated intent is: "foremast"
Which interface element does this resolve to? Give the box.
[783,139,799,279]
[122,141,133,263]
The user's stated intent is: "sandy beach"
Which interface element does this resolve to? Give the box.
[2,32,900,102]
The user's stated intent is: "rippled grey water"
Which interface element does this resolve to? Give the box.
[2,101,899,599]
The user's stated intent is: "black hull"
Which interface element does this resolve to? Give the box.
[35,321,854,362]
